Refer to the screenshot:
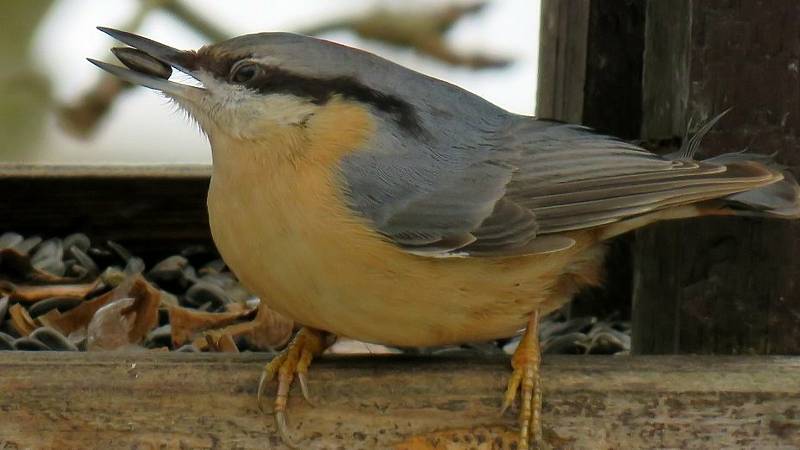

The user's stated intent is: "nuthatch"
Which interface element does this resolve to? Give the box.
[92,27,800,449]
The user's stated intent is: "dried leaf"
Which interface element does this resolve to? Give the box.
[38,288,116,336]
[193,305,293,351]
[8,304,38,336]
[119,274,160,343]
[168,306,254,347]
[204,331,239,353]
[37,275,155,338]
[1,280,102,303]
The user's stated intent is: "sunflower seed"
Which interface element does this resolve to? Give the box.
[124,257,146,275]
[13,336,50,351]
[69,245,99,276]
[31,238,66,275]
[199,258,226,275]
[112,47,173,80]
[148,255,189,283]
[0,232,23,249]
[185,281,230,311]
[28,296,83,318]
[144,324,172,348]
[542,332,589,354]
[30,326,78,351]
[0,331,14,350]
[0,296,8,322]
[13,236,42,255]
[63,233,91,253]
[106,240,132,262]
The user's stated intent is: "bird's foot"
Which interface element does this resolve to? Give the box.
[257,327,327,448]
[501,311,545,450]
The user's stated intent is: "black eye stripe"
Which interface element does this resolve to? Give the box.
[214,58,423,135]
[248,66,420,131]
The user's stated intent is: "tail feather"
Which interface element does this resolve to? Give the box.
[722,170,800,218]
[671,112,800,219]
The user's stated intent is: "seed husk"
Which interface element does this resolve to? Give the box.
[112,47,172,80]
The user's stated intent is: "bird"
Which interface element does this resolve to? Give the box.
[91,27,800,449]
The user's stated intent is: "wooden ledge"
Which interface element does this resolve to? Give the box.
[1,353,799,449]
[0,164,211,179]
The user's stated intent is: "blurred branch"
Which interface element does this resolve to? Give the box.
[302,2,511,69]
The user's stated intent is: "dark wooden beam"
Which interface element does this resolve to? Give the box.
[583,0,646,139]
[632,0,800,355]
[1,353,799,449]
[0,164,213,261]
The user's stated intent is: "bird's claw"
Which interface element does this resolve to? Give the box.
[297,372,313,405]
[501,311,544,450]
[256,327,326,447]
[500,365,523,415]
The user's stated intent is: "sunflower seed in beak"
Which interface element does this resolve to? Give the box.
[111,47,173,80]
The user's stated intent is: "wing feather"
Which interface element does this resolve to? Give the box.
[340,118,781,258]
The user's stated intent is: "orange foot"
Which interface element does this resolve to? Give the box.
[257,327,329,448]
[501,310,545,450]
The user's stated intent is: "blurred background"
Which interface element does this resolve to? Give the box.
[1,0,540,164]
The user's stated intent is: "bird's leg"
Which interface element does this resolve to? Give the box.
[257,327,328,447]
[501,310,544,450]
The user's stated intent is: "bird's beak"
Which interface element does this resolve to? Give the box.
[88,27,205,100]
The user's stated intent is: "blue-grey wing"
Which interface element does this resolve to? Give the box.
[339,117,777,257]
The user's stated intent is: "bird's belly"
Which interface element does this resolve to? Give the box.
[209,191,581,346]
[217,239,557,346]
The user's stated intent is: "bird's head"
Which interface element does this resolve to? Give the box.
[90,28,472,161]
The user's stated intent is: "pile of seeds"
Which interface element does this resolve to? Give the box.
[0,232,629,355]
[0,232,293,353]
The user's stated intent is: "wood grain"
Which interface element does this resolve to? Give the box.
[536,0,590,123]
[1,353,798,449]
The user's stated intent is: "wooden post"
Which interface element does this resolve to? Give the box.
[632,0,800,355]
[536,0,590,124]
[538,0,800,354]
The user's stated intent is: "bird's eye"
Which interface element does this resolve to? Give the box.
[230,62,259,83]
